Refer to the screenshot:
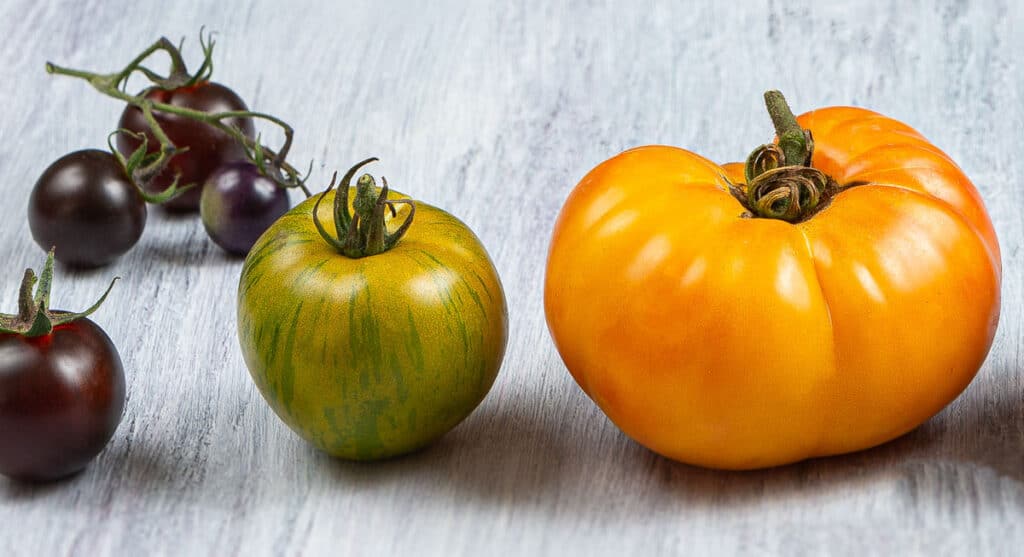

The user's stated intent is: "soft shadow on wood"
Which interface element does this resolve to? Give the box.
[142,228,247,268]
[0,427,181,502]
[0,473,80,500]
[942,368,1024,481]
[318,392,571,505]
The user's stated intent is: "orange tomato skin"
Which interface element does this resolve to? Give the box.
[544,108,1001,470]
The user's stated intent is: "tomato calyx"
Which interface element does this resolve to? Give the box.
[0,251,117,338]
[727,90,860,224]
[45,29,313,201]
[730,165,838,223]
[312,158,417,258]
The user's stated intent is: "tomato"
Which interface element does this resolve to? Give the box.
[116,82,255,211]
[0,253,124,481]
[544,92,1000,470]
[200,162,290,255]
[28,149,146,268]
[237,161,507,460]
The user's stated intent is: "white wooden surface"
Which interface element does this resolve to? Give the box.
[1,1,1022,555]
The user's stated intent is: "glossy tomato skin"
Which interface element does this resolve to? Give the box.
[200,162,290,255]
[238,190,508,460]
[545,108,1001,470]
[28,149,146,268]
[0,318,126,481]
[116,81,255,212]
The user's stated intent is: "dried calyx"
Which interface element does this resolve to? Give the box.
[312,158,417,258]
[0,251,117,338]
[728,90,854,223]
[46,29,312,203]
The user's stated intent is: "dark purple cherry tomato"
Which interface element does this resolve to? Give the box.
[28,149,146,268]
[0,253,124,482]
[0,319,125,482]
[116,81,255,212]
[200,162,290,255]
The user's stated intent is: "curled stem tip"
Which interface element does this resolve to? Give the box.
[745,166,833,223]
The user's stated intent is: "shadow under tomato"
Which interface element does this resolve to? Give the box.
[318,388,573,506]
[0,471,83,500]
[0,419,181,502]
[938,368,1024,481]
[144,233,213,266]
[143,231,251,267]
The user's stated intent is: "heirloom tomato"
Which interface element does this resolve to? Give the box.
[238,159,507,460]
[544,91,1000,470]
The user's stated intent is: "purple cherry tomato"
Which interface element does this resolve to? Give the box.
[0,318,125,482]
[28,149,146,268]
[200,162,290,255]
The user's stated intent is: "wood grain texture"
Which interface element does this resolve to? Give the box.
[1,0,1022,555]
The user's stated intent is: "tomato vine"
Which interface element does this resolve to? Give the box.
[46,29,312,202]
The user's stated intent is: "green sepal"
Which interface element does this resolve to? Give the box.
[34,249,55,311]
[311,183,347,253]
[184,27,216,88]
[23,306,54,337]
[49,277,119,327]
[106,129,195,205]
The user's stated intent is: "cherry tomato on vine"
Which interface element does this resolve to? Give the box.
[116,82,255,212]
[200,162,291,255]
[28,149,146,268]
[0,252,124,482]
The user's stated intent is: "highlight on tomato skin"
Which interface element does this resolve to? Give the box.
[543,91,1001,470]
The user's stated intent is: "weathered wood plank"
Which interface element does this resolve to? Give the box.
[0,1,1021,555]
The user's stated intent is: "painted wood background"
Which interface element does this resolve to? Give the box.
[1,0,1021,555]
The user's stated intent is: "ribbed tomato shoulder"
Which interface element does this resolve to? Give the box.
[797,107,1000,266]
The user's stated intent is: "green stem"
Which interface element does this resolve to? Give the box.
[763,90,813,167]
[139,103,174,147]
[16,269,36,322]
[111,37,184,89]
[44,64,96,81]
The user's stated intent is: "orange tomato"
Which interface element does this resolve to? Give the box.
[544,94,1001,470]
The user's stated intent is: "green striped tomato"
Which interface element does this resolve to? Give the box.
[237,188,507,460]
